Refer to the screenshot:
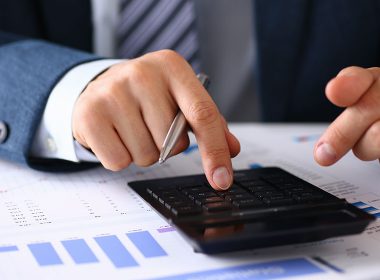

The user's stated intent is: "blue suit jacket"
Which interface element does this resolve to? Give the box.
[0,0,379,170]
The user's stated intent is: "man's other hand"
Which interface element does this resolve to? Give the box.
[72,50,240,190]
[315,66,380,165]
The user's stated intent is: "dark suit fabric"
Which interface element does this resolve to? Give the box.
[0,0,93,51]
[255,0,380,122]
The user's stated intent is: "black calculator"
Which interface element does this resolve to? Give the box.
[129,167,374,254]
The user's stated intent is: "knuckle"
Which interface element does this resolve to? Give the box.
[154,49,183,64]
[86,82,121,110]
[125,61,151,87]
[87,79,118,97]
[355,81,380,118]
[134,149,159,167]
[151,49,189,74]
[73,104,90,131]
[356,98,379,119]
[330,125,351,148]
[76,106,99,133]
[205,146,230,160]
[332,122,351,146]
[103,156,131,171]
[188,101,219,126]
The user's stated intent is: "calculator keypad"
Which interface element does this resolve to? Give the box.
[146,172,328,217]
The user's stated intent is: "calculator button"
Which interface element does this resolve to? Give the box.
[254,191,284,199]
[293,192,324,202]
[152,192,159,200]
[171,206,202,217]
[245,185,276,193]
[232,199,263,209]
[203,202,232,212]
[177,183,205,190]
[165,201,190,210]
[146,187,153,195]
[239,180,269,187]
[188,192,218,201]
[181,186,209,195]
[283,187,308,194]
[218,188,247,198]
[263,197,294,206]
[195,196,224,206]
[224,193,251,202]
[161,195,178,202]
[276,183,305,189]
[265,177,299,185]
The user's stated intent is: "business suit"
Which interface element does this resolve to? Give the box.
[0,0,379,169]
[0,0,97,169]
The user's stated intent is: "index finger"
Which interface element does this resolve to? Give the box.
[163,52,234,190]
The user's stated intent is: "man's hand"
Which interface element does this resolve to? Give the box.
[314,66,380,165]
[72,50,240,190]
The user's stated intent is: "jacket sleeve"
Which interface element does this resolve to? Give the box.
[0,31,100,171]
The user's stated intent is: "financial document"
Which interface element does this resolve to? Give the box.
[0,123,379,280]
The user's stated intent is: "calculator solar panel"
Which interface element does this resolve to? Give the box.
[129,167,374,254]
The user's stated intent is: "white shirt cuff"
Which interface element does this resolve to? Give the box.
[30,59,124,162]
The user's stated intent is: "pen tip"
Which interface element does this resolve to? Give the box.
[158,158,165,165]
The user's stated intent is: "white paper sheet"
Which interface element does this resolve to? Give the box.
[0,123,379,280]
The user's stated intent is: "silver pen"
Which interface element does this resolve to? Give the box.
[159,73,210,164]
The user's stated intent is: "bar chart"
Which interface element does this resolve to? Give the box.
[0,229,173,269]
[352,201,380,219]
[0,245,18,253]
[0,231,330,280]
[62,239,99,264]
[249,163,263,169]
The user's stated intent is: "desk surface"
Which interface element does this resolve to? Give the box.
[0,123,379,280]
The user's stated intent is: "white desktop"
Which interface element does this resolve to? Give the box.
[0,123,379,280]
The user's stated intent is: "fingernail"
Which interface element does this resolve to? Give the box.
[315,143,337,165]
[212,166,231,190]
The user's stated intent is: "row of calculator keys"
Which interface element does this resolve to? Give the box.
[146,176,326,217]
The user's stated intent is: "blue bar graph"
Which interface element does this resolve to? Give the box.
[0,245,18,252]
[62,239,99,264]
[362,206,378,212]
[28,242,63,266]
[127,231,167,258]
[249,163,262,169]
[352,201,366,207]
[94,235,138,268]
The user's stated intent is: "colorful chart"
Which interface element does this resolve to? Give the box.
[0,229,171,269]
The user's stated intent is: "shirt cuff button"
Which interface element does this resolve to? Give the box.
[0,121,9,143]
